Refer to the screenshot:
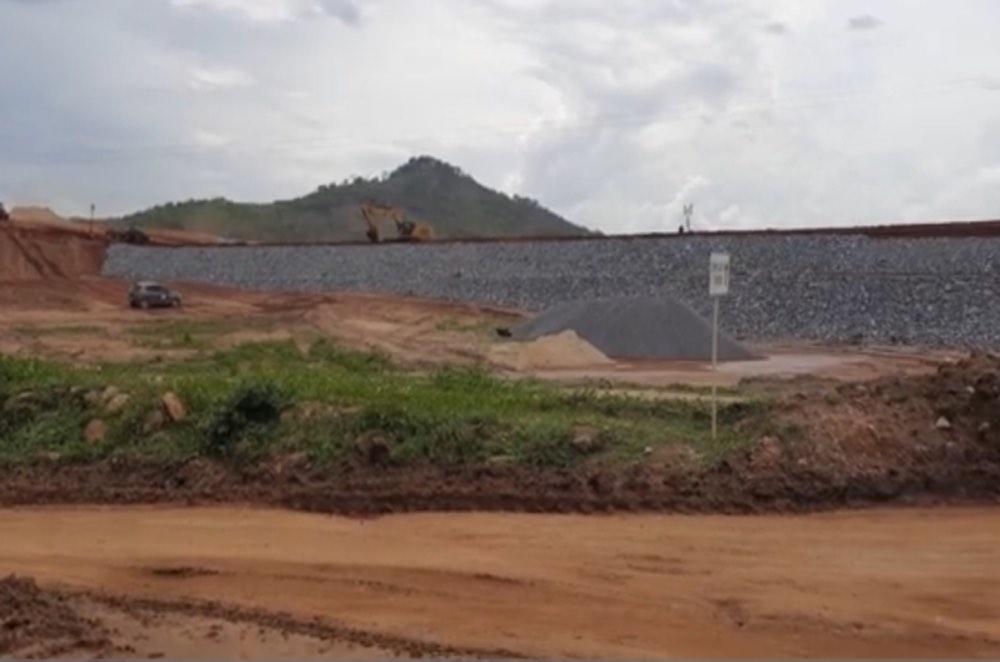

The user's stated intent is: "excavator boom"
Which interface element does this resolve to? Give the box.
[360,201,433,242]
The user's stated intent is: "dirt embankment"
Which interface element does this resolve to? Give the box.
[0,224,106,280]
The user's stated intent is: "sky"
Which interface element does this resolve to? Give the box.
[1,0,999,233]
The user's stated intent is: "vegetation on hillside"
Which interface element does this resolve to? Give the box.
[117,156,589,242]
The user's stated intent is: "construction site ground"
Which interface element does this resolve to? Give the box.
[0,276,954,388]
[1,221,998,659]
[2,506,999,659]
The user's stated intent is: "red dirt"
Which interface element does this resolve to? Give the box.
[2,506,999,658]
[0,224,106,280]
[0,575,115,658]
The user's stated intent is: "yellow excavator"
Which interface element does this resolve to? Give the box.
[360,201,433,243]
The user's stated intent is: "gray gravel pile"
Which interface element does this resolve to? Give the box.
[512,296,757,361]
[104,233,1000,347]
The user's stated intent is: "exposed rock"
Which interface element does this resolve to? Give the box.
[83,419,108,445]
[104,393,130,415]
[102,385,120,400]
[570,426,603,454]
[161,392,186,422]
[935,416,952,430]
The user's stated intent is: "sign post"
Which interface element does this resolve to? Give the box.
[708,252,730,439]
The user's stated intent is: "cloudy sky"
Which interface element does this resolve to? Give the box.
[2,0,999,232]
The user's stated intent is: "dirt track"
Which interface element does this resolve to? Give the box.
[1,506,999,659]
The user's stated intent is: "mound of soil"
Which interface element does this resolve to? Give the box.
[765,352,1000,483]
[0,575,113,658]
[513,296,756,361]
[9,206,64,224]
[488,330,614,370]
[0,225,105,280]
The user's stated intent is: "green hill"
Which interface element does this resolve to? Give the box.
[117,156,589,242]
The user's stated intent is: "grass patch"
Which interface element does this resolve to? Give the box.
[0,340,762,468]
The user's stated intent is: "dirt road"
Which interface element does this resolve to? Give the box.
[1,506,998,658]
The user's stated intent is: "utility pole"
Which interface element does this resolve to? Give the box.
[89,203,95,237]
[683,204,694,233]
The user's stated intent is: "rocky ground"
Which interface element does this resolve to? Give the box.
[105,234,1000,346]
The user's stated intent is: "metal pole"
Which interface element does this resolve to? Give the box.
[711,296,719,439]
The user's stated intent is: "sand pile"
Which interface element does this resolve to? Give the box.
[512,296,756,361]
[489,330,614,370]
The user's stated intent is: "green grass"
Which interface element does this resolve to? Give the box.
[0,339,762,468]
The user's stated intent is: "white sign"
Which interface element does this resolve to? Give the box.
[709,252,730,296]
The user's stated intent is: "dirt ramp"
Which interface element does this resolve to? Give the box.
[0,225,105,280]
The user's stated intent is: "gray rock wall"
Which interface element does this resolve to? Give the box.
[104,235,1000,346]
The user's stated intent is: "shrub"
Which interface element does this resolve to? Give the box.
[205,383,287,458]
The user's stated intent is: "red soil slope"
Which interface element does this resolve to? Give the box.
[0,224,106,280]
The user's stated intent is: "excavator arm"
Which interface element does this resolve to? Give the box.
[360,201,432,242]
[360,202,383,243]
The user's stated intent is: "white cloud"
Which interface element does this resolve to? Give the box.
[847,14,883,31]
[192,130,233,148]
[188,64,255,90]
[170,0,358,23]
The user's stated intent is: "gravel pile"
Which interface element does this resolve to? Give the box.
[104,234,1000,347]
[512,296,756,360]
